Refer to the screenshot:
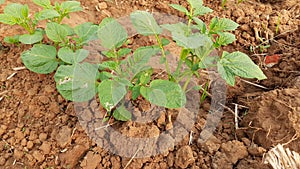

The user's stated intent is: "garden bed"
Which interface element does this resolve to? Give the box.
[0,0,299,168]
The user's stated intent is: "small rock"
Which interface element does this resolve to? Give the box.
[0,156,5,165]
[220,140,248,164]
[60,145,89,168]
[39,142,51,155]
[44,85,53,94]
[33,150,45,163]
[167,152,174,167]
[212,151,232,169]
[0,128,5,136]
[199,135,221,154]
[39,133,47,141]
[49,102,60,114]
[15,130,25,140]
[21,138,27,147]
[29,131,38,141]
[293,76,300,88]
[80,151,102,169]
[157,112,166,128]
[111,156,121,169]
[98,2,107,9]
[232,8,245,18]
[248,145,266,156]
[157,133,175,152]
[27,141,34,149]
[56,126,72,148]
[241,137,251,146]
[39,96,49,104]
[13,149,24,160]
[175,146,195,168]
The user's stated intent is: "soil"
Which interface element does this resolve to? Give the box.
[0,0,300,169]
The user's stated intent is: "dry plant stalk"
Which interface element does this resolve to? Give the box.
[263,144,300,169]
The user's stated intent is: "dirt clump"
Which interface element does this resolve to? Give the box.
[175,145,195,168]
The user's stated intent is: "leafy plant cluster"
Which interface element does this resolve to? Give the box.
[0,0,266,121]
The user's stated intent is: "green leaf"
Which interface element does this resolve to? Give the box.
[113,105,132,121]
[192,17,207,33]
[32,0,51,8]
[140,80,186,108]
[0,14,17,25]
[35,9,60,21]
[58,47,89,64]
[0,0,5,5]
[161,38,170,46]
[125,46,160,78]
[98,61,118,71]
[162,22,188,35]
[162,22,211,49]
[187,0,203,9]
[98,79,127,111]
[199,56,218,69]
[61,1,82,13]
[217,62,236,85]
[21,44,58,74]
[133,46,160,64]
[130,10,162,36]
[98,71,116,81]
[139,70,152,85]
[194,6,213,16]
[74,22,98,44]
[217,51,267,86]
[117,48,131,57]
[21,4,29,18]
[4,3,25,18]
[4,35,20,44]
[45,22,68,43]
[19,30,43,44]
[210,17,239,33]
[175,33,211,49]
[131,85,141,100]
[116,77,132,87]
[54,63,98,102]
[215,32,236,47]
[61,24,74,36]
[98,17,128,50]
[169,4,189,15]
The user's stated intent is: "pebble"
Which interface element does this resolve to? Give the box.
[220,140,248,164]
[199,135,221,154]
[13,149,24,160]
[39,96,49,104]
[175,146,195,168]
[98,2,107,9]
[21,138,27,147]
[56,126,72,148]
[27,141,34,149]
[60,144,89,168]
[0,156,5,165]
[33,150,45,163]
[15,129,25,140]
[39,142,51,155]
[248,145,266,156]
[39,133,48,141]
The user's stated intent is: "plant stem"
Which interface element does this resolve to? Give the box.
[155,34,171,77]
[182,73,193,92]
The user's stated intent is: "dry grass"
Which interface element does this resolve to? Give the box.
[263,144,300,169]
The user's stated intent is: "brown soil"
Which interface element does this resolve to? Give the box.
[1,0,300,168]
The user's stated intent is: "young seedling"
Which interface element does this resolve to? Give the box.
[0,0,267,121]
[0,0,82,44]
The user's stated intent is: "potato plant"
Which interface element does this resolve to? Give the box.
[0,0,266,121]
